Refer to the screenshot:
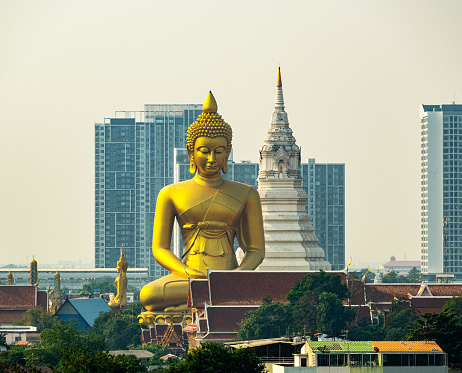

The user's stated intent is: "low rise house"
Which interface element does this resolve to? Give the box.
[271,340,447,372]
[0,325,39,346]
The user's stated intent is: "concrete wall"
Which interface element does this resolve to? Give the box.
[272,365,447,373]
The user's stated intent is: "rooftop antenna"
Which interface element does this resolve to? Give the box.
[453,92,456,105]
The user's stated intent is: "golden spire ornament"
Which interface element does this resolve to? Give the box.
[203,91,218,113]
[277,66,282,87]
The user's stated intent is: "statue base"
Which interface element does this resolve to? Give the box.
[108,301,127,311]
[138,311,192,326]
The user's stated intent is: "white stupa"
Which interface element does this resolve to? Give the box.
[257,68,331,271]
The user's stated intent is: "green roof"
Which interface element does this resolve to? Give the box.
[307,341,375,353]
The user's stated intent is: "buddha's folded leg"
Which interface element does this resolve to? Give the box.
[140,273,189,312]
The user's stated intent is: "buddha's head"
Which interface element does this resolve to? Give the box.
[187,91,232,176]
[116,248,129,273]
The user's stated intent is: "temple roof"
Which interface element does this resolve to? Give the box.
[188,278,210,308]
[207,270,346,306]
[205,305,258,333]
[364,284,421,303]
[0,285,37,309]
[0,310,29,324]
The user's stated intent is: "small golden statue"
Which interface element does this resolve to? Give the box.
[139,92,265,324]
[109,247,128,310]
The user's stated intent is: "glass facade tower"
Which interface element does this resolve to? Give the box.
[421,104,462,281]
[95,105,202,278]
[302,159,345,270]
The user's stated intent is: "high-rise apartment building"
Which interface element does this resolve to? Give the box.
[302,159,345,270]
[95,105,202,278]
[421,104,462,281]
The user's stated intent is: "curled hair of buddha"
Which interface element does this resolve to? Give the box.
[186,112,233,153]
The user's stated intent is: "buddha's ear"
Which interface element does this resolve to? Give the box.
[222,146,231,174]
[187,148,196,174]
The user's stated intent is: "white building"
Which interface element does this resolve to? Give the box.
[257,68,330,271]
[421,104,462,281]
[0,326,39,346]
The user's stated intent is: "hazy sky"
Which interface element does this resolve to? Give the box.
[1,1,462,267]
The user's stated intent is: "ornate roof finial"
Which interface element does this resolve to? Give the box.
[121,244,125,258]
[277,66,282,87]
[203,91,218,113]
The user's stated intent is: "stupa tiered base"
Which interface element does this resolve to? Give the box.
[138,311,192,326]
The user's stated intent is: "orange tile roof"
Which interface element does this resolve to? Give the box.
[372,341,443,352]
[15,341,29,346]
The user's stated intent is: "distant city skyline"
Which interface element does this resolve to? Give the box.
[1,1,461,267]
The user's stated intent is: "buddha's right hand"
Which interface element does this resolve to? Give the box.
[183,267,207,279]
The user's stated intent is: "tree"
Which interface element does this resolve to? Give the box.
[406,308,462,364]
[286,270,349,303]
[13,307,58,332]
[286,271,351,334]
[56,350,145,373]
[105,320,142,350]
[382,270,399,283]
[164,342,265,373]
[406,267,421,283]
[444,296,462,324]
[385,298,418,340]
[315,292,354,334]
[236,296,292,341]
[0,361,43,373]
[28,321,106,366]
[348,323,386,341]
[82,277,117,295]
[92,305,145,350]
[0,346,27,366]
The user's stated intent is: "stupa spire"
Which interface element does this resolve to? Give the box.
[277,66,282,87]
[274,67,285,111]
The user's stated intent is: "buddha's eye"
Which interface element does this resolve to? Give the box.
[197,146,210,154]
[215,146,226,154]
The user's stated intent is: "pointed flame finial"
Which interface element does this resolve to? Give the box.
[277,67,282,87]
[203,91,218,113]
[121,244,125,258]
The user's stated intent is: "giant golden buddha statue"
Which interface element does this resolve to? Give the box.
[139,92,265,323]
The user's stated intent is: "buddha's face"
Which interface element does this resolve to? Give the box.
[192,136,229,178]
